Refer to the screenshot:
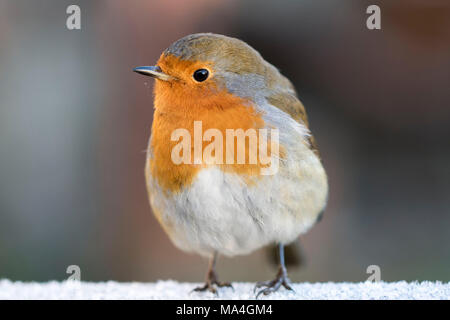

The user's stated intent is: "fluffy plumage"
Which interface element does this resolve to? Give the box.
[144,33,328,258]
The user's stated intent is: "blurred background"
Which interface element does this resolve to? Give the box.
[1,0,450,283]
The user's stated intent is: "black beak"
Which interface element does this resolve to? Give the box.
[133,66,173,81]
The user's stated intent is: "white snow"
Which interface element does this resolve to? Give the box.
[0,279,449,300]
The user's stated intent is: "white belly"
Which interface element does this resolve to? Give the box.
[148,144,328,257]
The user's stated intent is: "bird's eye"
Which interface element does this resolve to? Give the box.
[193,69,209,82]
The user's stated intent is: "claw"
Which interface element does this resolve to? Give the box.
[191,280,233,296]
[192,283,218,295]
[218,282,234,291]
[254,280,276,293]
[254,267,295,298]
[191,252,233,295]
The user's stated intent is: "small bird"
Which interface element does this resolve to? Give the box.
[134,33,328,297]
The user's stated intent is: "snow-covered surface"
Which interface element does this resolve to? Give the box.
[0,279,449,300]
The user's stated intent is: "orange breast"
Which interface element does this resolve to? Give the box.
[149,77,274,194]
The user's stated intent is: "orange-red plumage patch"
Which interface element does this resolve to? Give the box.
[148,54,280,194]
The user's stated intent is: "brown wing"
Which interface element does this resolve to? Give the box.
[266,91,320,157]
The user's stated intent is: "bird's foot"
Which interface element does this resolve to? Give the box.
[192,270,233,295]
[254,267,294,298]
[192,281,233,295]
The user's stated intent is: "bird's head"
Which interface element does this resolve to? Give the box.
[134,33,292,110]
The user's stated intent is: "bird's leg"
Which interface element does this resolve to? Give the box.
[193,252,233,294]
[254,243,295,298]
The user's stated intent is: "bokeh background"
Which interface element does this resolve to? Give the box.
[1,0,450,283]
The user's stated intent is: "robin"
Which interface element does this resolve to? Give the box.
[134,33,328,297]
